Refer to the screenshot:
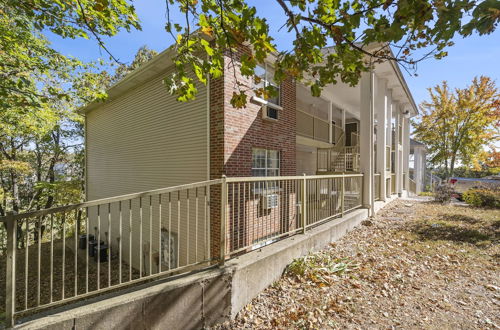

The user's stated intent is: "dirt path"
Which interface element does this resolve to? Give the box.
[215,199,500,329]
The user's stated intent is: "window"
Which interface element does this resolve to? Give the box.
[254,64,281,107]
[252,148,280,177]
[264,106,279,121]
[252,148,280,194]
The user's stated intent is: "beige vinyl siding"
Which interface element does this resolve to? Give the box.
[86,68,208,199]
[85,67,209,271]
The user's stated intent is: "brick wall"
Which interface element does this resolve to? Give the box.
[209,47,297,259]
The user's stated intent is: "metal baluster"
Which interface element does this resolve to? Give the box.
[195,188,198,263]
[168,192,172,270]
[25,218,30,309]
[220,176,227,265]
[129,200,132,282]
[237,183,241,250]
[341,175,345,216]
[74,209,78,296]
[158,194,162,273]
[242,183,246,248]
[265,180,269,238]
[49,215,54,303]
[177,191,180,267]
[108,203,111,287]
[280,180,284,235]
[85,207,89,293]
[204,186,208,260]
[253,182,257,245]
[186,190,190,265]
[282,180,286,235]
[285,180,288,234]
[302,175,307,233]
[139,198,143,277]
[97,205,100,290]
[61,213,65,300]
[37,216,42,305]
[149,196,152,275]
[119,201,122,284]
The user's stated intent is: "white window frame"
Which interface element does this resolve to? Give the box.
[252,148,280,177]
[252,63,282,110]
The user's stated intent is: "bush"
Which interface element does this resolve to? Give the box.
[418,191,434,197]
[434,184,454,204]
[463,188,500,208]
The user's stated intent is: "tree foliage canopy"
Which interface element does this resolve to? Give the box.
[413,77,500,178]
[161,0,500,107]
[0,0,140,110]
[1,0,499,109]
[0,45,156,216]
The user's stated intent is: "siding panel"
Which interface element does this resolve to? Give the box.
[86,67,208,271]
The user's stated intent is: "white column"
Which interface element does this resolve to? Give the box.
[360,70,374,212]
[376,78,387,201]
[414,147,421,193]
[403,116,410,194]
[384,91,393,197]
[395,109,402,196]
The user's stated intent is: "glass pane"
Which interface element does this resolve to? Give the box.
[267,152,279,168]
[267,87,280,106]
[266,107,279,120]
[266,66,276,85]
[267,65,280,106]
[268,150,279,160]
[267,169,279,177]
[254,65,266,90]
[252,148,266,168]
[252,169,266,177]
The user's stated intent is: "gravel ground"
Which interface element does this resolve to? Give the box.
[215,199,500,329]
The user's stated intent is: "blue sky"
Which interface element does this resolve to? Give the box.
[48,0,500,107]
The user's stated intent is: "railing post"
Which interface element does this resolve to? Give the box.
[219,175,227,266]
[301,174,307,233]
[341,174,345,217]
[5,211,17,328]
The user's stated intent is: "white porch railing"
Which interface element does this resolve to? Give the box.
[317,145,360,172]
[0,173,364,326]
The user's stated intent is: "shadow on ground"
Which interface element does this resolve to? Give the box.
[409,212,499,246]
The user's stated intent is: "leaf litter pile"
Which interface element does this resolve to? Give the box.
[215,199,500,329]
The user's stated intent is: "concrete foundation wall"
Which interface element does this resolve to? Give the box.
[17,208,370,330]
[228,208,367,317]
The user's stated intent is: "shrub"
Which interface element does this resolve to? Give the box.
[434,184,454,204]
[419,191,434,197]
[463,188,500,208]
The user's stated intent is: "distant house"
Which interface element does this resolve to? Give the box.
[80,44,418,271]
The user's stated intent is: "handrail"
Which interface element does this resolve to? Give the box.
[226,173,363,183]
[0,179,222,222]
[1,174,367,222]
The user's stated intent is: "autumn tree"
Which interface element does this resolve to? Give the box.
[413,77,500,179]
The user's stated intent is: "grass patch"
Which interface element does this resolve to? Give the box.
[402,203,499,250]
[286,252,358,285]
